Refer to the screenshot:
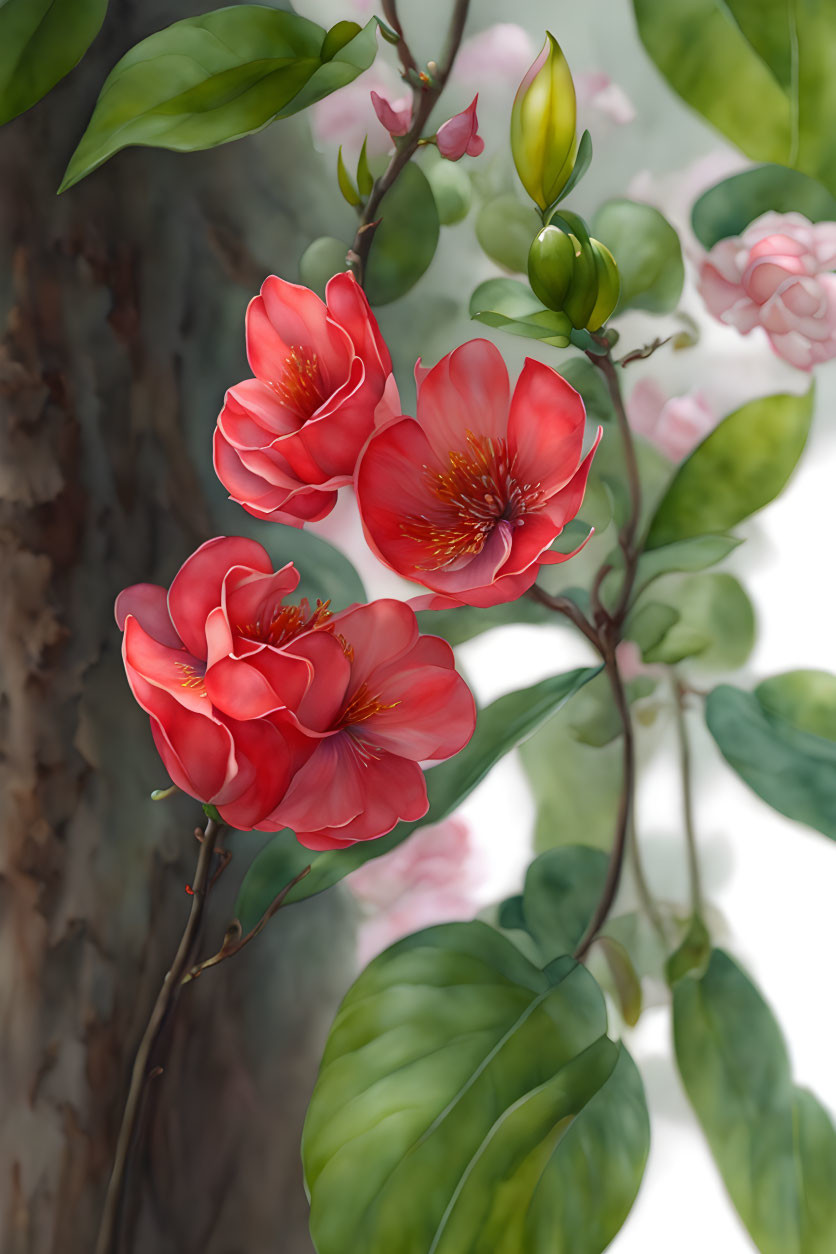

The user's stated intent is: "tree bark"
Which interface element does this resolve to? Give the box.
[0,4,353,1250]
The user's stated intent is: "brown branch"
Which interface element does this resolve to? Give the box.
[182,863,311,983]
[349,0,470,287]
[618,334,673,367]
[573,647,635,960]
[95,817,222,1254]
[381,0,419,79]
[527,584,603,654]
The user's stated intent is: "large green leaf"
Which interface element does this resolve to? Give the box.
[415,598,553,646]
[364,162,440,305]
[673,949,836,1253]
[591,199,684,315]
[645,389,813,549]
[705,683,836,839]
[0,0,107,125]
[520,846,610,961]
[238,667,600,911]
[469,278,573,348]
[303,922,649,1254]
[644,573,755,669]
[692,165,836,250]
[60,9,377,191]
[632,0,793,165]
[475,193,542,274]
[631,534,741,601]
[634,0,836,196]
[756,670,836,741]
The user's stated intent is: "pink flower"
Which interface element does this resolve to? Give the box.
[699,211,836,370]
[347,817,480,964]
[312,67,405,156]
[370,88,412,139]
[356,339,600,610]
[114,537,326,829]
[268,600,476,850]
[214,273,398,525]
[435,95,485,160]
[575,71,635,127]
[627,379,717,461]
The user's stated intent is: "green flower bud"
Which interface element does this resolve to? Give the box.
[527,224,576,309]
[511,33,577,210]
[586,238,620,330]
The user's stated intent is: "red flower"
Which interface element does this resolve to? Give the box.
[436,95,485,160]
[355,339,600,609]
[214,273,398,526]
[267,600,476,850]
[115,536,341,829]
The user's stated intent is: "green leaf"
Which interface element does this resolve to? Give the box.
[624,601,680,658]
[549,129,593,209]
[705,684,836,839]
[356,136,373,198]
[568,670,657,746]
[592,936,643,1027]
[664,914,710,985]
[263,526,365,610]
[646,389,813,549]
[521,709,623,854]
[415,597,553,646]
[475,193,542,273]
[264,667,600,905]
[427,160,472,225]
[337,145,361,206]
[645,573,755,669]
[60,10,377,192]
[632,0,793,166]
[299,236,348,297]
[591,199,684,315]
[673,949,836,1253]
[320,20,362,63]
[470,278,572,348]
[756,670,836,742]
[234,830,311,933]
[0,0,107,125]
[692,164,836,250]
[304,922,649,1254]
[521,846,610,961]
[631,535,742,601]
[364,161,440,305]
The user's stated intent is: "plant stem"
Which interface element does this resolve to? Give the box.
[672,673,703,916]
[628,807,669,946]
[527,584,602,654]
[573,644,635,960]
[349,0,470,287]
[95,817,222,1254]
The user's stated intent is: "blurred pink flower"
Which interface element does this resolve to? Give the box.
[575,71,635,127]
[616,640,664,683]
[699,212,836,371]
[312,66,406,156]
[371,88,412,139]
[436,96,484,160]
[627,378,716,461]
[454,23,536,86]
[347,817,480,966]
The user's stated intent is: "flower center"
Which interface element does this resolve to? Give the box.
[269,346,325,419]
[339,682,399,729]
[401,432,545,569]
[238,598,333,648]
[175,660,207,696]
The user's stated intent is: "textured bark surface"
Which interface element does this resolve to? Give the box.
[0,4,353,1250]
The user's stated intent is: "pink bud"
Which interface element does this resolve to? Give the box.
[436,95,485,161]
[370,89,412,138]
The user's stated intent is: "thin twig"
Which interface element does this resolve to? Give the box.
[349,0,470,286]
[618,335,673,367]
[183,864,312,983]
[628,806,669,946]
[573,646,635,960]
[381,0,419,79]
[527,584,603,654]
[95,818,222,1254]
[672,673,703,916]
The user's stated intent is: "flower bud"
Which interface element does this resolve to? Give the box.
[511,32,576,210]
[528,215,620,331]
[527,224,576,309]
[587,238,620,330]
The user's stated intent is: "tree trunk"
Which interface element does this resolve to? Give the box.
[0,4,353,1250]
